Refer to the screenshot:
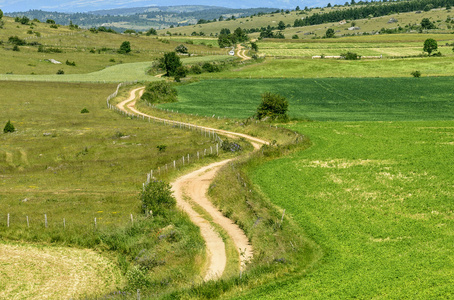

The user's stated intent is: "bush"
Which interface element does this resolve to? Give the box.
[175,44,188,54]
[411,71,421,78]
[146,28,157,36]
[156,144,167,152]
[140,180,176,216]
[118,41,131,54]
[202,62,219,73]
[56,69,64,75]
[174,66,188,82]
[12,45,19,51]
[3,120,15,133]
[141,81,178,104]
[341,52,360,60]
[8,36,26,46]
[256,92,289,122]
[80,108,89,113]
[221,139,242,152]
[190,65,202,74]
[66,60,76,66]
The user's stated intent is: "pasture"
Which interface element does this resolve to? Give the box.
[257,33,454,57]
[0,81,217,297]
[241,120,454,299]
[0,16,227,76]
[161,78,454,121]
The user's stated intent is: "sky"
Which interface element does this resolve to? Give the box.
[0,0,327,13]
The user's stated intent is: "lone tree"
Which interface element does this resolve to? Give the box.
[118,41,131,54]
[256,92,289,122]
[423,38,438,56]
[161,52,182,77]
[3,120,15,133]
[325,28,335,38]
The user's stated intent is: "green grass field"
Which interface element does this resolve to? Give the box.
[160,78,454,121]
[238,120,454,299]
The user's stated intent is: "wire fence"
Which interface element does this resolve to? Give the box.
[106,84,224,190]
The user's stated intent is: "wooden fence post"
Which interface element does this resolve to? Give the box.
[26,216,29,228]
[7,213,9,228]
[45,214,48,228]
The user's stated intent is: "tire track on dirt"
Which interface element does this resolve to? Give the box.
[116,87,266,280]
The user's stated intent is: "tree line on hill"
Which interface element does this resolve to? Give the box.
[294,0,454,27]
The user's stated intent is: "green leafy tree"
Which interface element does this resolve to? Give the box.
[278,21,286,30]
[146,28,157,35]
[140,180,176,216]
[118,41,131,54]
[256,92,289,122]
[3,120,15,133]
[423,38,438,55]
[162,52,182,76]
[233,27,248,43]
[251,42,258,52]
[325,28,335,38]
[0,9,3,20]
[411,71,421,78]
[421,18,436,29]
[174,66,188,82]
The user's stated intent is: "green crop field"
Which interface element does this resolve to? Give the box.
[159,78,454,121]
[239,120,454,299]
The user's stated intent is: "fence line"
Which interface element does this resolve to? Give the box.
[106,84,224,189]
[3,213,137,229]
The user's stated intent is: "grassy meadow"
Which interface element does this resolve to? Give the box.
[0,16,227,76]
[238,120,454,299]
[158,78,454,121]
[0,81,222,297]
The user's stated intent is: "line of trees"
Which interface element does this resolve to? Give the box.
[294,0,454,28]
[217,27,249,48]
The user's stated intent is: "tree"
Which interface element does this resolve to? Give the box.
[421,18,436,29]
[233,27,248,42]
[325,28,335,38]
[296,6,300,11]
[251,42,258,52]
[146,28,157,36]
[174,66,188,82]
[0,9,3,20]
[256,92,289,122]
[423,38,438,55]
[278,21,286,30]
[162,52,182,77]
[140,180,176,216]
[118,41,131,54]
[3,120,15,133]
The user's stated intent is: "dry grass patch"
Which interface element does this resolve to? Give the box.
[0,243,122,299]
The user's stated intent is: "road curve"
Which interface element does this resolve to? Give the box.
[116,87,265,280]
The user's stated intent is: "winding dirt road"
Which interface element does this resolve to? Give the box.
[116,87,267,281]
[236,44,251,61]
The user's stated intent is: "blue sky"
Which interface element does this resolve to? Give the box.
[0,0,327,13]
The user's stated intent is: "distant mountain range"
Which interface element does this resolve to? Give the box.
[5,5,278,32]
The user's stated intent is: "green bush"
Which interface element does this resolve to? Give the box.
[256,92,289,122]
[80,108,89,113]
[3,120,15,133]
[140,180,176,216]
[118,41,131,54]
[411,71,421,78]
[141,81,178,104]
[341,52,360,60]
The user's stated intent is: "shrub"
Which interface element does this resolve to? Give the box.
[221,139,242,152]
[118,41,131,54]
[12,45,19,51]
[50,24,58,29]
[174,66,188,82]
[3,120,15,133]
[325,28,335,38]
[156,144,167,152]
[190,65,202,74]
[56,69,64,75]
[8,36,26,45]
[146,28,157,36]
[141,81,178,104]
[411,71,421,78]
[341,52,360,60]
[80,108,89,113]
[66,60,76,66]
[256,92,289,122]
[140,180,176,216]
[175,44,188,54]
[202,62,219,73]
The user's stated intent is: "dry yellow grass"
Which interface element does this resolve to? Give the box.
[0,243,122,299]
